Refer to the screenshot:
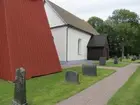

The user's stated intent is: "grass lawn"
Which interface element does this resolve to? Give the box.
[94,59,130,67]
[133,60,140,63]
[107,67,140,105]
[0,67,115,105]
[105,62,130,67]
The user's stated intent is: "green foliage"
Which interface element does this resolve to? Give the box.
[88,16,104,33]
[109,9,139,25]
[88,9,140,57]
[108,9,140,56]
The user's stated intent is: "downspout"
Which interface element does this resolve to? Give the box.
[66,27,69,62]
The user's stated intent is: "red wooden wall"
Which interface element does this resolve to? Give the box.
[0,0,62,81]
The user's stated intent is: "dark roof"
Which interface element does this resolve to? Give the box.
[47,0,99,35]
[88,35,108,47]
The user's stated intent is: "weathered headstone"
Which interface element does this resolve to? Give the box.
[114,56,118,64]
[65,71,80,84]
[82,64,97,76]
[131,56,136,61]
[99,57,106,65]
[12,68,28,105]
[123,56,126,59]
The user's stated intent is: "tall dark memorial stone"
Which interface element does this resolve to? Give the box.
[12,68,28,105]
[114,56,118,64]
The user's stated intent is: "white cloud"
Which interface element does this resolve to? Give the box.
[50,0,140,20]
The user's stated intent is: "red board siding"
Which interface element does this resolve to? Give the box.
[0,0,11,80]
[0,0,61,81]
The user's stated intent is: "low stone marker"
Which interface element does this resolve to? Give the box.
[82,64,97,76]
[99,57,106,65]
[114,56,118,64]
[65,71,80,84]
[131,56,136,61]
[123,56,126,59]
[12,67,28,105]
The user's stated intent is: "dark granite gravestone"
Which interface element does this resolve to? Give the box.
[99,57,106,65]
[12,67,28,105]
[114,56,118,64]
[82,64,97,76]
[65,71,80,84]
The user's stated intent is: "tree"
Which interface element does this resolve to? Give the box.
[109,9,139,25]
[108,9,140,58]
[88,16,104,33]
[87,9,140,57]
[131,25,140,54]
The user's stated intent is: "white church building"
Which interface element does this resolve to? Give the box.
[44,0,99,62]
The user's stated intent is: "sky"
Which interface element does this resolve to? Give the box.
[50,0,140,21]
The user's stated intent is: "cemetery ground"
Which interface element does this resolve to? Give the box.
[107,66,140,105]
[0,67,115,105]
[94,59,131,67]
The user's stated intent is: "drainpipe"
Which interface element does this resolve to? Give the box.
[66,27,69,62]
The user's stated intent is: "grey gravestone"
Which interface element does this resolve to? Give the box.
[131,58,135,61]
[99,57,106,65]
[82,64,97,76]
[131,56,136,61]
[12,68,28,105]
[114,56,118,64]
[65,71,80,84]
[123,56,126,59]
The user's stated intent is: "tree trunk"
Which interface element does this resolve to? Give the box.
[121,44,124,58]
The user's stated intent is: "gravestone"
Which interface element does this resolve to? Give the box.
[131,56,136,61]
[123,56,126,59]
[82,64,97,76]
[99,57,106,65]
[12,68,28,105]
[114,56,118,64]
[65,71,80,84]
